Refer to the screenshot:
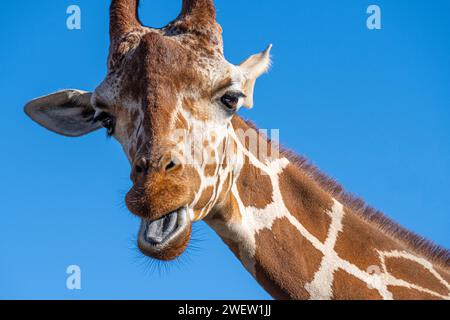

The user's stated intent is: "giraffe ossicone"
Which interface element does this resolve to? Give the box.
[25,0,449,300]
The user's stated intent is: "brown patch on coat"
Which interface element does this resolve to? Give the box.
[254,217,323,300]
[334,213,398,271]
[388,286,440,300]
[194,186,214,211]
[236,156,273,209]
[205,148,217,164]
[220,172,233,200]
[204,164,217,177]
[279,163,333,243]
[332,269,383,300]
[206,173,238,222]
[217,192,241,223]
[385,257,449,296]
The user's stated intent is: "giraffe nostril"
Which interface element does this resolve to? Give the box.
[135,157,149,175]
[163,154,183,173]
[165,161,177,171]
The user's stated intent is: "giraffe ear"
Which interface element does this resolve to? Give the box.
[239,44,272,109]
[24,90,102,137]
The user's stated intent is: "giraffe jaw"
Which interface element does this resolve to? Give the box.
[137,206,191,261]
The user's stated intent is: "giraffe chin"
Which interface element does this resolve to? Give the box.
[137,206,191,261]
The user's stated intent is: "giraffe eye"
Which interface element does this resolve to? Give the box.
[220,92,245,111]
[94,112,116,136]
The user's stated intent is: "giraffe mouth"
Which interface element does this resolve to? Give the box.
[137,206,191,259]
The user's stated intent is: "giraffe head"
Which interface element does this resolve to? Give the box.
[24,0,271,261]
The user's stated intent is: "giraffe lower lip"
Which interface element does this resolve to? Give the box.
[138,207,189,248]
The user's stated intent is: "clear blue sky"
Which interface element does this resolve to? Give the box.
[1,0,449,299]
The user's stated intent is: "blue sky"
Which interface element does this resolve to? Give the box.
[1,0,449,299]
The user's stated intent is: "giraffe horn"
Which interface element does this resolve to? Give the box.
[110,0,142,41]
[179,0,217,25]
[172,0,222,44]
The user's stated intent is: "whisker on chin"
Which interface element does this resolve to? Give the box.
[128,221,207,277]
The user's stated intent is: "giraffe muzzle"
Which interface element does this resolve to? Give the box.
[137,206,191,260]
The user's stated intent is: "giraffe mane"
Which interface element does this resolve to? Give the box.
[243,119,450,269]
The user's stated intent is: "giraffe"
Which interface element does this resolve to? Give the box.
[24,0,449,300]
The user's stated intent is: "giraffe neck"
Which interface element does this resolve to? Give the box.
[205,116,450,300]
